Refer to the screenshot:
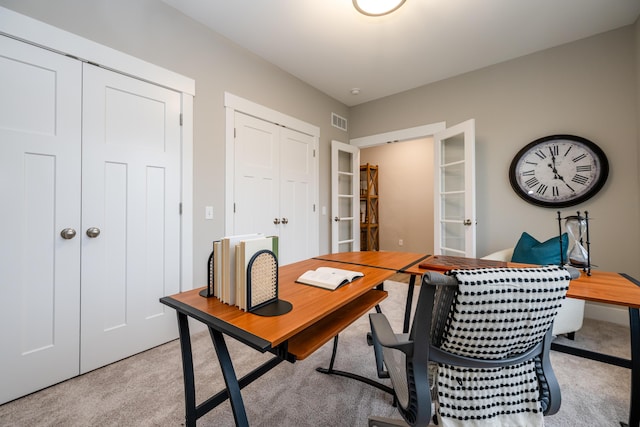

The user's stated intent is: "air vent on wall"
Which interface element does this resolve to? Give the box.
[331,112,348,131]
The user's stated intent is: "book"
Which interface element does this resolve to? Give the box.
[213,240,222,298]
[296,267,364,290]
[235,236,278,310]
[220,233,263,305]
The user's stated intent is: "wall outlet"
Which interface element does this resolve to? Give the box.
[398,239,403,246]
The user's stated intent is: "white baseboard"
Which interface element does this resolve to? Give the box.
[584,302,629,326]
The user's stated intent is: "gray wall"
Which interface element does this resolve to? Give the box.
[0,0,348,286]
[351,25,640,278]
[2,1,639,282]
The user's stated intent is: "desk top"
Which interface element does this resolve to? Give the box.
[160,258,395,353]
[404,256,640,309]
[314,251,429,272]
[568,270,640,308]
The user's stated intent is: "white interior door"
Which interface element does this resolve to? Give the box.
[331,140,360,253]
[233,112,317,265]
[0,35,82,404]
[279,127,316,264]
[234,112,280,238]
[80,64,182,373]
[434,119,476,257]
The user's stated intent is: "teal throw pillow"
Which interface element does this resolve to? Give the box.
[511,232,568,265]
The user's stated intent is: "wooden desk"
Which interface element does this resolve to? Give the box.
[314,250,429,272]
[315,251,429,332]
[160,258,395,427]
[406,259,640,427]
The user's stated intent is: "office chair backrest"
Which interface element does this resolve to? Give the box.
[378,266,571,427]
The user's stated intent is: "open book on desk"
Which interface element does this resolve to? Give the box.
[296,267,364,290]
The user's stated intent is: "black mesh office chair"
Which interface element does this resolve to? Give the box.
[368,266,576,427]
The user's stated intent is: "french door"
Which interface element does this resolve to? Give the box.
[433,119,476,257]
[331,140,360,253]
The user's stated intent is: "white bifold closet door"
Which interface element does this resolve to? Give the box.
[80,64,181,373]
[0,35,83,405]
[0,35,181,404]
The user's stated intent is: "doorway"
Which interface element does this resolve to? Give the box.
[360,137,434,253]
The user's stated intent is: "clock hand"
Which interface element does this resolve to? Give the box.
[556,174,575,192]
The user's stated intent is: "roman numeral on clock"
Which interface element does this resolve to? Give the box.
[525,177,539,188]
[572,153,587,162]
[572,174,589,185]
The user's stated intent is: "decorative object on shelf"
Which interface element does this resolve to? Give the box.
[360,163,379,251]
[246,249,292,316]
[557,211,591,275]
[509,135,608,208]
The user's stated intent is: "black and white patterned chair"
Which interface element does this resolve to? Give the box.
[368,266,577,427]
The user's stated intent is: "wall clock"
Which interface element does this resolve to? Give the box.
[509,134,608,208]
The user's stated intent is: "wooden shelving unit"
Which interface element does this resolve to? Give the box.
[360,164,379,251]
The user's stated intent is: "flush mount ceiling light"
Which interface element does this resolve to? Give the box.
[353,0,406,16]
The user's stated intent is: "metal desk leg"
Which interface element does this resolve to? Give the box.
[403,275,416,333]
[625,307,640,427]
[209,327,249,427]
[176,312,197,427]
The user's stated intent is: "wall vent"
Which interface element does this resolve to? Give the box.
[331,112,348,131]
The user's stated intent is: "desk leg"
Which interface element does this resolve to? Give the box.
[209,327,250,427]
[403,275,416,333]
[176,312,197,427]
[626,307,640,427]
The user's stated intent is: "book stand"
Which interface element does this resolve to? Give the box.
[246,250,292,316]
[199,250,215,298]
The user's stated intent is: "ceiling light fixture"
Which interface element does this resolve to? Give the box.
[353,0,406,16]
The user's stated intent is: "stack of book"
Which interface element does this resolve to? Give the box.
[212,234,278,311]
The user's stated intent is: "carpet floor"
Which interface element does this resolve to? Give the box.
[0,278,632,426]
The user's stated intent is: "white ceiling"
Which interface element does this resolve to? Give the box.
[160,0,640,106]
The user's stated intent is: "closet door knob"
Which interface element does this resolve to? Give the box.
[334,217,340,222]
[86,227,101,238]
[273,218,281,225]
[281,218,289,224]
[60,228,77,240]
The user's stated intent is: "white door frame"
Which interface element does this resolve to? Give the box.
[350,123,446,148]
[0,6,195,292]
[223,92,320,256]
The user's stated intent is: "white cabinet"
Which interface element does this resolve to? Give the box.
[0,34,184,404]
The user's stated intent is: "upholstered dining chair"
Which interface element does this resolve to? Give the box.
[368,266,578,427]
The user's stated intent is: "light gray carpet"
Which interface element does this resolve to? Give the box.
[0,278,632,426]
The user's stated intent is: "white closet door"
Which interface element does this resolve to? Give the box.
[233,112,280,237]
[80,64,181,373]
[0,36,82,404]
[279,127,316,264]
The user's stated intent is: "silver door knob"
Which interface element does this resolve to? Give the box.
[463,219,472,226]
[281,218,289,224]
[334,216,340,222]
[273,218,281,225]
[86,227,101,238]
[60,228,77,240]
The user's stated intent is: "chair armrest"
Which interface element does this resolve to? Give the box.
[369,313,414,355]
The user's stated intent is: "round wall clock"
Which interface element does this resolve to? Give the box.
[509,134,609,208]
